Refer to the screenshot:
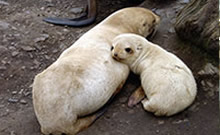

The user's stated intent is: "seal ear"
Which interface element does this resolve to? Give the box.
[137,44,142,50]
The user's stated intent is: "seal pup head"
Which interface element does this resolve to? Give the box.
[104,7,160,37]
[111,33,147,66]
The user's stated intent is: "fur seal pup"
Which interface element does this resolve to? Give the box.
[111,33,197,116]
[33,8,160,135]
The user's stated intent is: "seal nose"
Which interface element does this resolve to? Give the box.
[114,53,118,57]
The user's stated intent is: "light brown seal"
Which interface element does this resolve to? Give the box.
[111,33,197,116]
[33,8,160,135]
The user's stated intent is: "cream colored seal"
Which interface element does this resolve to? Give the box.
[33,8,160,135]
[111,33,197,116]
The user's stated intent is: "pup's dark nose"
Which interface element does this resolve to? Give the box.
[114,53,118,57]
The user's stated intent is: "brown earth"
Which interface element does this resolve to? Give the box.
[0,0,219,135]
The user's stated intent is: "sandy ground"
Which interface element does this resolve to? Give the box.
[0,0,219,135]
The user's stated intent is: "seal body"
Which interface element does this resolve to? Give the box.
[33,8,160,135]
[111,33,197,116]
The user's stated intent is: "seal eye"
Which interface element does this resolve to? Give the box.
[125,48,132,54]
[111,46,114,51]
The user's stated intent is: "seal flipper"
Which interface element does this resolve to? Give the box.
[43,0,97,27]
[128,86,146,108]
[43,16,96,27]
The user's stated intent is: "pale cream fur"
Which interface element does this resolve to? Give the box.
[33,8,160,135]
[111,33,197,116]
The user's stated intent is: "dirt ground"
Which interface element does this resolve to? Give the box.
[0,0,219,135]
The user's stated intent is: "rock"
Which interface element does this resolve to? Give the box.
[0,21,10,29]
[33,59,41,69]
[198,63,218,75]
[168,27,175,33]
[179,0,189,4]
[21,46,36,52]
[11,51,19,57]
[34,34,49,43]
[0,45,7,53]
[69,7,84,14]
[8,98,19,103]
[206,81,214,88]
[10,131,16,135]
[0,65,7,70]
[158,120,165,125]
[201,80,205,86]
[175,0,218,56]
[0,0,9,5]
[11,91,17,95]
[23,91,31,97]
[189,102,200,112]
[52,49,58,53]
[20,99,27,104]
[172,119,189,124]
[207,91,215,97]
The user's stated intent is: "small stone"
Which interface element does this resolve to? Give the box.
[0,1,9,5]
[11,51,19,57]
[156,130,160,133]
[21,66,26,70]
[0,66,6,70]
[45,55,50,60]
[207,91,215,97]
[0,21,9,29]
[34,34,49,43]
[33,60,41,69]
[198,63,218,75]
[10,131,16,135]
[52,49,58,53]
[45,0,52,2]
[201,80,205,86]
[180,0,189,4]
[158,120,165,125]
[172,120,183,124]
[0,45,7,53]
[63,28,69,32]
[70,7,84,14]
[24,91,31,97]
[8,98,19,103]
[189,102,199,112]
[206,81,214,88]
[18,89,24,94]
[12,91,17,95]
[20,99,27,104]
[21,46,36,51]
[168,27,175,33]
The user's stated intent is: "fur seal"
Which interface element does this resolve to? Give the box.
[111,33,197,116]
[33,8,160,135]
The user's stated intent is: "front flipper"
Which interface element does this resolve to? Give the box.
[43,0,97,27]
[128,86,145,108]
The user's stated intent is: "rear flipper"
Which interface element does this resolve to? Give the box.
[128,86,146,108]
[43,0,97,27]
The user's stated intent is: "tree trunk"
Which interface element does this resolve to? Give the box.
[175,0,218,56]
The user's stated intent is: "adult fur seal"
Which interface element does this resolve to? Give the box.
[33,8,160,135]
[111,33,197,116]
